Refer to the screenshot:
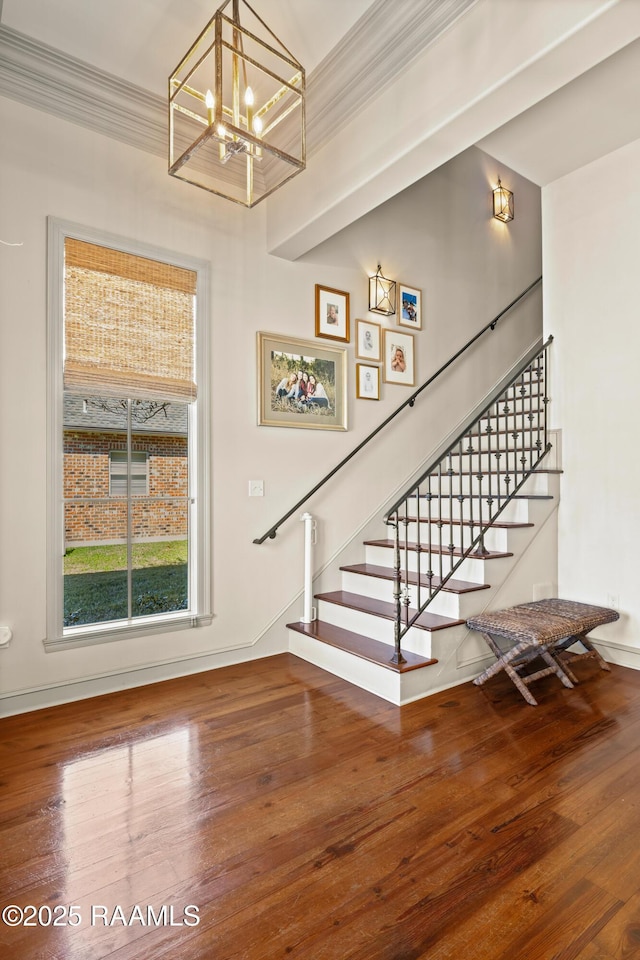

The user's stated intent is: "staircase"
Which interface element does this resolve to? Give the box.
[287,338,558,705]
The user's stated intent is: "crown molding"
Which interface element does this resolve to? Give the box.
[0,24,167,155]
[307,0,478,147]
[0,1,477,161]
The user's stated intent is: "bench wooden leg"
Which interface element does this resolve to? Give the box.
[473,633,575,706]
[553,632,611,676]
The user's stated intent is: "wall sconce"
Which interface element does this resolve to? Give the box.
[369,264,396,316]
[493,177,514,222]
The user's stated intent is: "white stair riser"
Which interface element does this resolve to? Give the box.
[398,521,511,552]
[316,599,433,657]
[400,496,535,523]
[364,543,454,575]
[414,471,550,497]
[363,544,510,583]
[340,569,481,620]
[482,396,545,412]
[437,451,544,473]
[452,432,546,453]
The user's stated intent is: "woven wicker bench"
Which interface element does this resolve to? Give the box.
[467,599,619,705]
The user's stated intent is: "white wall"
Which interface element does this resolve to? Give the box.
[0,94,541,713]
[542,135,640,664]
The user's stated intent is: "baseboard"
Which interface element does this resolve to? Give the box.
[0,643,287,718]
[593,637,640,671]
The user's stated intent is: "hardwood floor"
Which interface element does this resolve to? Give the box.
[2,652,640,959]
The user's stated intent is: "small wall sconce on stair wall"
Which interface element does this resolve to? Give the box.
[369,264,396,316]
[493,177,514,222]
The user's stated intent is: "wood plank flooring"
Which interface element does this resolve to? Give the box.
[2,652,640,959]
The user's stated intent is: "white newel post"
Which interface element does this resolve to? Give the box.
[300,512,317,624]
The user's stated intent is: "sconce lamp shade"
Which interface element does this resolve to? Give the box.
[369,264,396,316]
[493,178,514,222]
[168,0,305,207]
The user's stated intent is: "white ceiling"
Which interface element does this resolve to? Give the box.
[2,0,640,257]
[479,36,640,187]
[0,0,377,92]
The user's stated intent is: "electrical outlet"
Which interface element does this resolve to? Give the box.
[606,593,619,611]
[248,480,264,497]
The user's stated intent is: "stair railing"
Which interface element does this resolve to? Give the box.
[254,276,542,544]
[385,335,553,665]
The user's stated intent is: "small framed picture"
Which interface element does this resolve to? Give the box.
[355,319,381,362]
[356,363,380,400]
[315,284,350,342]
[383,329,415,386]
[398,283,422,330]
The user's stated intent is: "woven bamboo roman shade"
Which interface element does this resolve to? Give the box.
[64,239,198,403]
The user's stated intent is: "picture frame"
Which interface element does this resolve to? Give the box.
[383,329,416,387]
[355,318,381,362]
[315,284,350,342]
[356,363,380,400]
[257,332,348,431]
[398,283,422,330]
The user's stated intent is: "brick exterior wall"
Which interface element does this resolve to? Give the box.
[64,430,188,545]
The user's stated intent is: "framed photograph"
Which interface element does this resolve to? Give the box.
[315,284,350,342]
[383,329,416,387]
[257,332,347,431]
[355,318,381,361]
[398,283,422,330]
[356,363,380,400]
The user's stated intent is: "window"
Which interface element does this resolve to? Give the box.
[109,452,149,497]
[47,220,211,648]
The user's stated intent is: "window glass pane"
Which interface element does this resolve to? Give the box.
[63,392,191,629]
[131,517,189,620]
[64,504,128,626]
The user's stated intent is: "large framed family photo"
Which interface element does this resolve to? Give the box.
[257,332,348,431]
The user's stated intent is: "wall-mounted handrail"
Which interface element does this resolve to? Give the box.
[253,275,542,544]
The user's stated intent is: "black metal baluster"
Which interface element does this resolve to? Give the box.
[466,429,475,559]
[503,384,513,504]
[543,344,550,453]
[495,398,505,510]
[474,416,487,556]
[457,438,466,560]
[447,452,455,581]
[391,511,406,665]
[534,356,542,459]
[437,463,444,589]
[520,364,527,481]
[484,407,494,542]
[415,481,422,615]
[426,474,434,602]
[402,504,410,631]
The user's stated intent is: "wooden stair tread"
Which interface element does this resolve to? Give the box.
[410,492,553,501]
[412,518,533,529]
[287,619,438,673]
[340,562,490,593]
[315,590,465,632]
[363,539,513,560]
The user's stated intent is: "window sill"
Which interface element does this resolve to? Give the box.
[44,612,214,652]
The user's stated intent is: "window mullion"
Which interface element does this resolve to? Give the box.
[127,399,133,621]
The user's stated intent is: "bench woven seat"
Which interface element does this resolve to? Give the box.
[467,599,619,705]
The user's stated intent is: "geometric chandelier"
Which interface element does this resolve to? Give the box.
[169,0,305,207]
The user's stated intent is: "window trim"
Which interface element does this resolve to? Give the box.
[46,217,212,650]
